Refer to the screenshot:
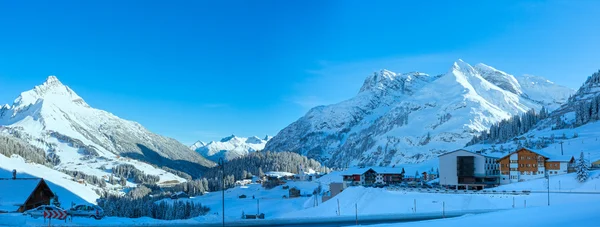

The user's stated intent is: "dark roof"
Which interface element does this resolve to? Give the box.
[0,178,53,212]
[497,148,574,162]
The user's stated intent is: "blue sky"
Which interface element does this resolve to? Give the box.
[0,0,599,144]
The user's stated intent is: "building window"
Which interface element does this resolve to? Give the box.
[527,156,531,160]
[526,164,530,167]
[534,164,537,167]
[520,164,524,167]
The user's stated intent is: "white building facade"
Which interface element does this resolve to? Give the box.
[438,149,500,189]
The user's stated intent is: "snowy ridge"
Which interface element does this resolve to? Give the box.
[191,135,270,162]
[0,76,216,201]
[265,60,574,167]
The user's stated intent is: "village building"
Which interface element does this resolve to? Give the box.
[438,149,501,190]
[342,167,404,186]
[592,159,600,169]
[0,175,55,212]
[497,148,575,184]
[263,172,294,189]
[322,182,345,203]
[288,187,301,198]
[170,191,190,199]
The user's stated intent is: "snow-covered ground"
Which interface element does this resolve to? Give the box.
[1,170,599,226]
[367,199,600,227]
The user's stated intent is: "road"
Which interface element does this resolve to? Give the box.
[171,209,500,227]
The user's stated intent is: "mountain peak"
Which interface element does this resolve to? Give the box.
[451,59,475,72]
[44,75,62,86]
[190,140,207,151]
[10,76,89,113]
[220,135,238,142]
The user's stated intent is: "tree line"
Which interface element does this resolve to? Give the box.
[60,169,107,188]
[0,135,60,166]
[467,108,549,145]
[112,164,160,185]
[98,193,210,220]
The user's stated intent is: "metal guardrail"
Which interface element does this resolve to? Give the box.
[385,187,600,195]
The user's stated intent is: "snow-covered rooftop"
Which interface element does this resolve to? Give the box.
[497,148,574,162]
[342,166,405,175]
[0,178,43,212]
[265,171,295,178]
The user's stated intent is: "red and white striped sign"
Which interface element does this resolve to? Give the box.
[43,210,68,220]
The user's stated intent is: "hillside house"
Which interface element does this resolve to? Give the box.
[288,187,301,198]
[592,159,600,169]
[0,177,55,213]
[497,148,575,184]
[170,191,190,199]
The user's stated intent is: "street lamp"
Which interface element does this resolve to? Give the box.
[219,157,225,227]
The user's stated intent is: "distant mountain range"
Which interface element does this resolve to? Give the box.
[190,135,271,162]
[264,60,574,167]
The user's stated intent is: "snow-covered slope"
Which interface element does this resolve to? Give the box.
[264,60,574,167]
[191,135,270,162]
[466,70,600,167]
[0,76,217,200]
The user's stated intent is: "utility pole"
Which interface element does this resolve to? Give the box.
[559,141,564,155]
[414,199,417,213]
[219,158,225,227]
[442,201,445,218]
[355,203,358,225]
[546,172,550,206]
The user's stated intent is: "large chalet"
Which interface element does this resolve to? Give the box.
[342,167,404,186]
[497,148,575,184]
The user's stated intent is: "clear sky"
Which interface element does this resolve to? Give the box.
[0,0,599,144]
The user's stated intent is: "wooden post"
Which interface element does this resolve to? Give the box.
[442,201,445,218]
[355,203,358,225]
[512,197,515,208]
[524,200,526,208]
[337,199,341,216]
[414,199,416,213]
[257,199,260,214]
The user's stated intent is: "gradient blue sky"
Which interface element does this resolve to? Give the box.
[0,0,599,144]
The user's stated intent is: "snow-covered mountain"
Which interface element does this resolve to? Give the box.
[191,135,270,162]
[264,60,574,168]
[0,76,215,192]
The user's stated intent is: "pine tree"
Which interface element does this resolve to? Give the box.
[576,152,589,182]
[120,176,127,186]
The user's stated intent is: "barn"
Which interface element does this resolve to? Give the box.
[0,177,55,212]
